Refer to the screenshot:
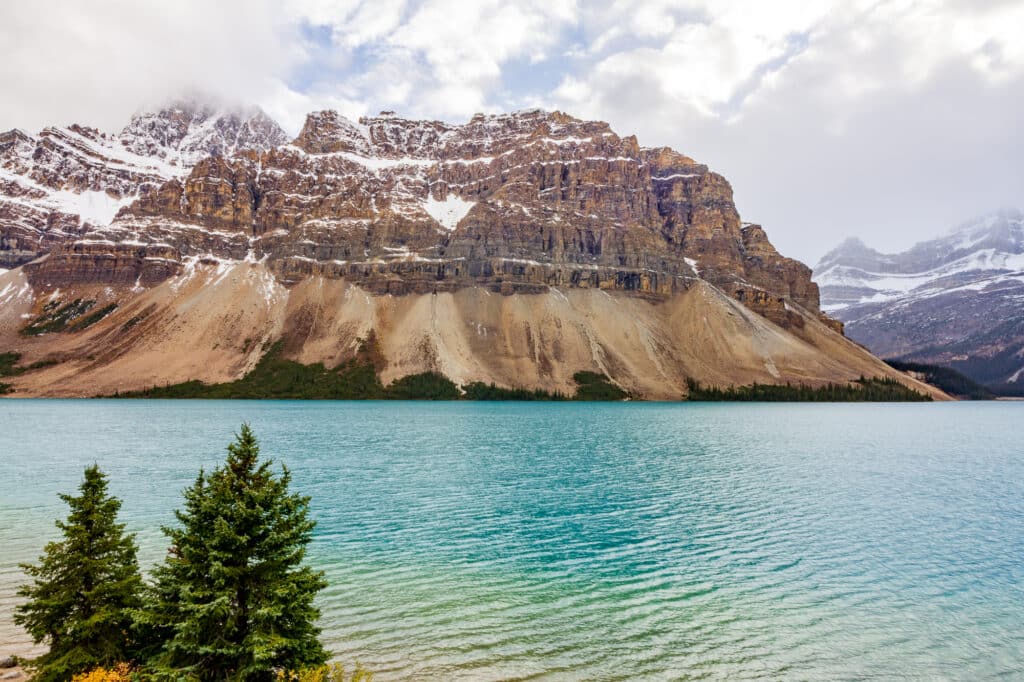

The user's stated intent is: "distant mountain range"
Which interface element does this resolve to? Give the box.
[815,210,1024,394]
[0,99,936,399]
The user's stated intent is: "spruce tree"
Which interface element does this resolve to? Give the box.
[14,465,143,682]
[143,424,327,680]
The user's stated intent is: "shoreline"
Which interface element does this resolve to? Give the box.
[1,392,951,403]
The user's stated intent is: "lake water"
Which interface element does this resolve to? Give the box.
[0,400,1021,679]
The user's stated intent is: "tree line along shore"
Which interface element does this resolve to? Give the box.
[4,344,939,402]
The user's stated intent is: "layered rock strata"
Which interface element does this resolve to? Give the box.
[0,102,286,269]
[28,109,822,318]
[0,106,914,399]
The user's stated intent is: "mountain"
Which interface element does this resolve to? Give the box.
[118,102,289,166]
[815,210,1024,392]
[0,106,940,399]
[0,101,287,270]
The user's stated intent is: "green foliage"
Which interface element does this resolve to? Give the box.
[462,381,568,400]
[108,341,636,402]
[69,304,118,332]
[22,299,97,336]
[0,350,65,393]
[0,351,16,393]
[139,425,328,680]
[885,360,995,400]
[0,348,58,385]
[112,344,461,401]
[19,298,116,336]
[383,371,461,400]
[120,305,156,334]
[112,343,387,400]
[0,351,22,376]
[14,466,145,682]
[17,431,363,680]
[120,315,146,332]
[277,662,373,682]
[71,663,136,681]
[572,371,629,401]
[685,376,932,402]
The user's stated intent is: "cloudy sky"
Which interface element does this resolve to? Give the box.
[2,0,1022,264]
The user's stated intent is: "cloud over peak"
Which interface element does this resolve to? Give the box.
[1,0,1021,262]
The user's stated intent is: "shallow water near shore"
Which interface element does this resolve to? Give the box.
[1,400,1022,679]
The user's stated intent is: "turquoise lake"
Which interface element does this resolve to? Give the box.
[0,400,1021,679]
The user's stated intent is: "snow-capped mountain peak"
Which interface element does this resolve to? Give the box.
[815,210,1024,312]
[0,101,289,269]
[945,209,1024,252]
[814,210,1024,391]
[118,101,289,167]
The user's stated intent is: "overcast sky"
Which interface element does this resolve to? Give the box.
[2,0,1022,264]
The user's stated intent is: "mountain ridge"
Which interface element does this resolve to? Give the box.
[0,103,940,399]
[28,107,823,308]
[0,101,286,270]
[815,210,1024,392]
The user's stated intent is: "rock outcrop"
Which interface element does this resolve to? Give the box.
[0,101,286,269]
[29,109,825,316]
[118,102,288,166]
[0,105,924,400]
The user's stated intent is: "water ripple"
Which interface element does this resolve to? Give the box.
[1,400,1022,679]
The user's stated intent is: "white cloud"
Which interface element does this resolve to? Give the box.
[286,0,361,28]
[567,1,834,115]
[546,0,1024,261]
[0,0,1021,262]
[291,0,579,120]
[0,0,305,132]
[259,81,367,138]
[336,0,409,48]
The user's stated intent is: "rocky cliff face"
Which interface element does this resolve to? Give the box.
[0,105,918,400]
[0,262,937,400]
[28,109,823,315]
[815,210,1024,392]
[118,102,289,167]
[0,102,286,269]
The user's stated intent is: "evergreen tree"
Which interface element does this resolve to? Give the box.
[142,424,328,680]
[15,465,143,682]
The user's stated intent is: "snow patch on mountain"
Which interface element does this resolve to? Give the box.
[423,195,475,231]
[46,189,136,226]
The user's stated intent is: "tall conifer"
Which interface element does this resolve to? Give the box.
[15,465,143,682]
[143,424,327,680]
